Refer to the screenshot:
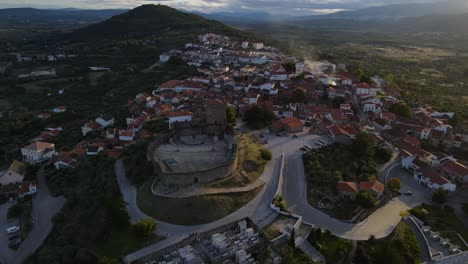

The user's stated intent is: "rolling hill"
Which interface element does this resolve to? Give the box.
[68,4,251,41]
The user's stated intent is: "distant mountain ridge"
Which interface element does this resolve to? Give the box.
[291,0,468,21]
[0,7,127,24]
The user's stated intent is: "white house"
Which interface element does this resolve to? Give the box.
[400,149,414,169]
[86,145,104,156]
[270,72,288,81]
[159,53,172,62]
[414,166,456,192]
[167,111,193,129]
[0,160,26,185]
[95,115,115,128]
[119,130,135,142]
[354,83,380,96]
[362,102,382,114]
[253,43,264,50]
[18,181,37,198]
[21,141,56,164]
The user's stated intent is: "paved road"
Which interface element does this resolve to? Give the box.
[0,167,65,264]
[119,133,321,263]
[282,142,432,240]
[119,132,432,261]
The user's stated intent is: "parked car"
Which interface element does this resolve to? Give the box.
[318,139,325,145]
[6,226,20,234]
[8,234,20,241]
[292,134,298,138]
[300,147,308,151]
[304,145,312,150]
[404,191,413,196]
[315,142,324,146]
[260,134,265,138]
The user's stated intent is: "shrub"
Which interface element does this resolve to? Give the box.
[432,188,448,204]
[260,149,272,161]
[387,178,401,193]
[132,218,157,237]
[444,205,454,213]
[356,190,377,209]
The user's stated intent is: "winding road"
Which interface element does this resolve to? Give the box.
[118,132,430,263]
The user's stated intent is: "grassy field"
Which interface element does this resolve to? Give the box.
[410,204,468,250]
[137,180,263,225]
[208,134,267,188]
[358,221,422,264]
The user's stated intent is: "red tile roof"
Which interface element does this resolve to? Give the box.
[337,181,358,193]
[359,181,384,194]
[22,141,55,152]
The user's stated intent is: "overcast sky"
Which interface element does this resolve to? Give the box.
[0,0,444,15]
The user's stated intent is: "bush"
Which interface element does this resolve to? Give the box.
[356,190,377,209]
[387,178,401,193]
[7,203,20,219]
[375,147,392,163]
[132,218,157,237]
[432,188,448,204]
[260,149,272,161]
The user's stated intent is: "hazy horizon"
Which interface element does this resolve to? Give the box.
[0,0,458,16]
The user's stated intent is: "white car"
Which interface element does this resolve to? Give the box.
[304,145,312,150]
[6,226,20,234]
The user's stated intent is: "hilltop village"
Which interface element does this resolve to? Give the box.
[1,32,468,264]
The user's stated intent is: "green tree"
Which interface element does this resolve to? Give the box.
[315,228,322,242]
[132,218,157,237]
[432,188,448,204]
[291,89,308,103]
[261,149,272,161]
[331,97,345,108]
[448,114,461,128]
[389,103,411,118]
[354,246,370,264]
[375,147,392,163]
[387,178,401,193]
[226,107,236,124]
[356,190,377,208]
[245,105,274,129]
[282,62,296,73]
[356,68,364,78]
[350,133,375,159]
[384,73,394,84]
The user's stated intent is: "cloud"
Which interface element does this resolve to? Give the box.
[0,0,442,15]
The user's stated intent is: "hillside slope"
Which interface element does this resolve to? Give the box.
[68,4,250,41]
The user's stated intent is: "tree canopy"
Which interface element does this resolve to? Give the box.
[350,133,375,160]
[291,89,308,103]
[389,103,411,118]
[226,107,236,124]
[245,105,274,129]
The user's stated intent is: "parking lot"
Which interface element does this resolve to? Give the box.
[388,165,432,207]
[0,200,19,263]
